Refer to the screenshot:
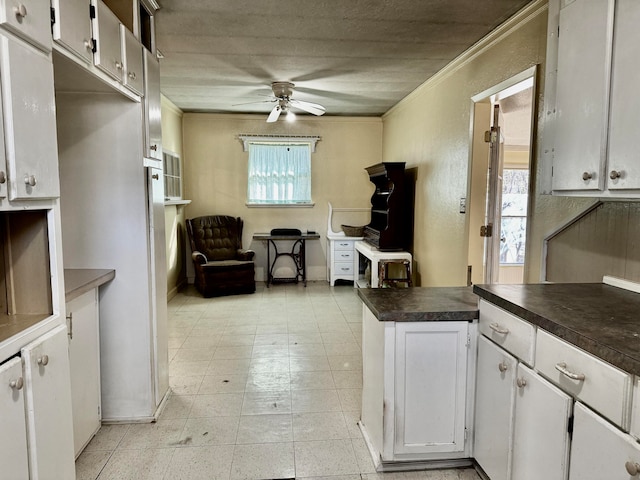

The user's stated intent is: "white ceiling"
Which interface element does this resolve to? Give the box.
[155,0,534,117]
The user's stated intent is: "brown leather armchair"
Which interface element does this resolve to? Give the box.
[186,215,256,297]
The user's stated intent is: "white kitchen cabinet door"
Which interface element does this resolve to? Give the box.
[22,325,75,480]
[51,0,94,64]
[552,0,614,192]
[511,364,572,480]
[68,289,101,456]
[91,0,123,82]
[607,0,640,190]
[143,48,162,159]
[121,25,143,95]
[0,0,52,51]
[394,321,468,455]
[0,34,60,200]
[0,357,29,480]
[570,402,640,480]
[474,336,516,480]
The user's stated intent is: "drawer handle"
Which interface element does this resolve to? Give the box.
[498,362,508,373]
[625,461,640,476]
[9,377,24,390]
[489,322,509,335]
[340,267,350,271]
[554,362,585,381]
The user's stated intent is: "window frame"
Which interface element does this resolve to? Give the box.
[162,150,183,201]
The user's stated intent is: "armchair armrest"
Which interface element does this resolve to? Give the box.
[192,251,208,265]
[237,249,255,261]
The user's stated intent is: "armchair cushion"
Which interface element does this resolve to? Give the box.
[187,215,256,297]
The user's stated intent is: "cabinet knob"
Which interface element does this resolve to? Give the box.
[9,377,24,390]
[152,173,159,180]
[582,171,594,181]
[13,4,27,18]
[150,145,158,151]
[0,171,6,184]
[498,362,508,373]
[516,378,527,388]
[24,175,36,187]
[128,71,137,80]
[115,61,123,71]
[625,461,640,476]
[37,355,49,366]
[609,170,622,180]
[84,39,94,51]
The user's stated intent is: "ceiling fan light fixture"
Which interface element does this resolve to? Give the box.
[286,110,296,122]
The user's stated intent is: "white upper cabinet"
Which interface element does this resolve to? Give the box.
[0,0,52,52]
[548,0,640,196]
[551,0,614,192]
[91,0,123,82]
[606,0,640,190]
[121,24,143,96]
[51,0,94,64]
[0,34,59,200]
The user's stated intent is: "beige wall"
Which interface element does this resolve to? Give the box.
[381,0,592,287]
[161,95,187,298]
[182,114,382,281]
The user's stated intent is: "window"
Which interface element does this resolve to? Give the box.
[163,150,182,200]
[247,142,312,205]
[500,168,528,265]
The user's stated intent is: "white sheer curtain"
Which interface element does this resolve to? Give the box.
[247,143,311,204]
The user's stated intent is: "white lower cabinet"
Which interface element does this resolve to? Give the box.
[511,364,572,480]
[474,335,516,480]
[68,289,101,457]
[0,356,29,479]
[570,402,640,480]
[22,324,76,479]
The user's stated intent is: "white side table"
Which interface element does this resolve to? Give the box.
[354,240,412,288]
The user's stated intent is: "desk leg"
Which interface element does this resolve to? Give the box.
[301,239,307,287]
[266,240,272,287]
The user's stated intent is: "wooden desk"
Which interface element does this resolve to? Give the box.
[253,232,320,287]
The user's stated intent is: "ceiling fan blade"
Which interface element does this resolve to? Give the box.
[289,99,326,116]
[232,98,276,106]
[267,104,282,123]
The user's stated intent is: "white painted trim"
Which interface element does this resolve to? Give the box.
[238,134,321,152]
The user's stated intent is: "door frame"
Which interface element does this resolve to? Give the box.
[465,66,538,285]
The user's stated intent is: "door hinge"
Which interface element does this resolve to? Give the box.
[464,427,468,440]
[484,127,498,143]
[480,224,493,237]
[92,38,98,53]
[466,334,471,347]
[90,4,96,19]
[50,7,56,26]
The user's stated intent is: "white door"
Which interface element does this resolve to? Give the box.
[22,325,75,480]
[0,357,29,479]
[474,336,516,480]
[68,289,101,456]
[0,34,60,200]
[143,49,162,159]
[147,167,169,406]
[91,0,123,81]
[552,0,614,191]
[121,25,144,95]
[51,0,94,63]
[511,364,572,480]
[394,321,468,455]
[570,402,640,480]
[484,104,503,283]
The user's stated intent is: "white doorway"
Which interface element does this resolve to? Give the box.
[466,68,536,285]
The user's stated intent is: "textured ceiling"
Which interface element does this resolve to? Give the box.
[155,0,534,117]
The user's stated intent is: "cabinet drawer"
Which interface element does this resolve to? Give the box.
[333,262,354,275]
[333,250,354,262]
[536,329,632,429]
[478,299,536,365]
[334,240,354,251]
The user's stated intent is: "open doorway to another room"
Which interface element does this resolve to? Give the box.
[467,68,536,285]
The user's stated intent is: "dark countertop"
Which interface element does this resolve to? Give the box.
[473,283,640,377]
[64,269,115,302]
[357,287,479,322]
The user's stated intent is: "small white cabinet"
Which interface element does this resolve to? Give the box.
[121,25,143,95]
[511,364,572,480]
[68,288,101,457]
[51,0,94,64]
[0,356,29,480]
[474,335,516,480]
[0,0,52,52]
[22,324,75,479]
[570,402,640,480]
[91,0,123,82]
[327,236,359,286]
[0,33,59,200]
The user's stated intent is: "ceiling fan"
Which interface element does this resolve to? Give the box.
[249,82,326,122]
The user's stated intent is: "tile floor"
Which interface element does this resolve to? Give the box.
[75,282,481,480]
